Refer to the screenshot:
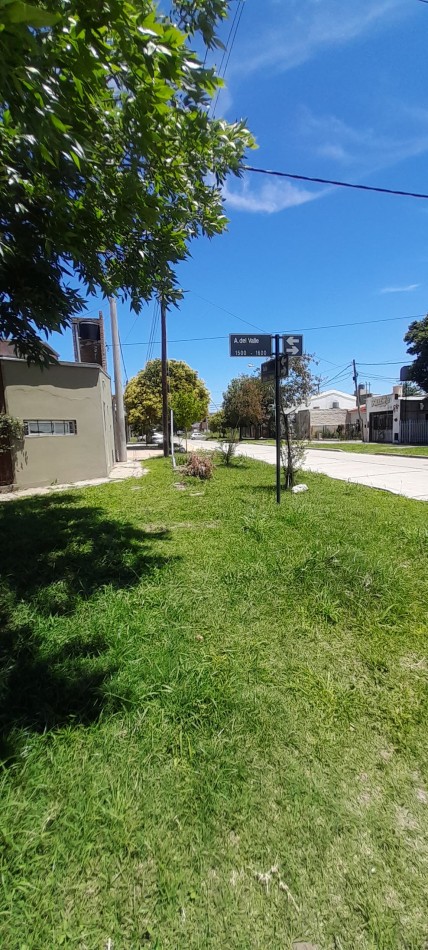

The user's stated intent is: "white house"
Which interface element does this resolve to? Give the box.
[285,389,357,439]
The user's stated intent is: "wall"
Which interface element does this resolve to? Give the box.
[309,408,348,435]
[308,391,356,410]
[2,359,114,489]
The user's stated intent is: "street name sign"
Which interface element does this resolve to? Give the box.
[283,334,303,357]
[261,358,276,381]
[261,354,288,382]
[228,330,301,505]
[230,334,272,358]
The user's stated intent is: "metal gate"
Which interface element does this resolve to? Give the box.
[400,419,428,445]
[370,410,393,443]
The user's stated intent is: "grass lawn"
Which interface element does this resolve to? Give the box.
[1,459,428,949]
[306,442,428,458]
[242,439,428,458]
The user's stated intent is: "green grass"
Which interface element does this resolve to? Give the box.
[242,439,428,457]
[306,441,428,457]
[1,460,428,949]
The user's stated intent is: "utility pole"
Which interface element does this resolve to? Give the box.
[109,297,127,462]
[275,334,281,504]
[352,359,365,443]
[160,296,170,458]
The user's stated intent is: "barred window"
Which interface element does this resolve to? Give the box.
[24,420,77,436]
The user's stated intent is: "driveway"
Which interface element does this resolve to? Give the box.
[192,441,428,501]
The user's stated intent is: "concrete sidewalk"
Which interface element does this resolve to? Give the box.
[0,458,144,502]
[191,440,428,501]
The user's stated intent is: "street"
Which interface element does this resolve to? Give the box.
[192,441,428,501]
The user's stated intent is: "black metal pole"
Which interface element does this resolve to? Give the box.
[161,297,170,458]
[275,333,281,504]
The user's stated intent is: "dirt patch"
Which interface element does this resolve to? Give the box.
[399,654,427,673]
[416,788,428,804]
[395,805,418,832]
[143,522,218,532]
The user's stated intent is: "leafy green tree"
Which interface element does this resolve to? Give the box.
[223,375,264,436]
[404,317,428,393]
[124,359,209,438]
[208,409,225,434]
[0,0,254,362]
[403,381,423,396]
[171,390,206,449]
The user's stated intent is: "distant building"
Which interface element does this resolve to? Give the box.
[366,386,428,444]
[286,389,357,440]
[0,357,115,490]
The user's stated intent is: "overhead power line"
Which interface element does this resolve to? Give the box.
[211,0,245,117]
[121,311,423,346]
[243,165,428,201]
[358,359,412,366]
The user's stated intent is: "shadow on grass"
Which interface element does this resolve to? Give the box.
[0,493,173,759]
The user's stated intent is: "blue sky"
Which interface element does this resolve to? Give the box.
[53,0,428,408]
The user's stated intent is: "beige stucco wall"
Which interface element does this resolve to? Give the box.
[1,359,115,489]
[309,408,348,434]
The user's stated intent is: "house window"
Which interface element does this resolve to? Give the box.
[24,420,77,436]
[331,401,340,409]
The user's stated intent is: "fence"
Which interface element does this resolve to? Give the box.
[400,419,428,445]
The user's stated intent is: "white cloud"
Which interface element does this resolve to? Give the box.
[223,178,325,213]
[380,283,421,294]
[300,108,428,175]
[234,0,407,76]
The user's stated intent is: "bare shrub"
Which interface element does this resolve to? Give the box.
[183,452,214,480]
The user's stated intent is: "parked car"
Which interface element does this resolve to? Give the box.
[190,430,202,440]
[151,431,185,451]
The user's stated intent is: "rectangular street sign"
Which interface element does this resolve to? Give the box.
[230,334,272,358]
[278,354,289,377]
[283,334,303,357]
[261,358,276,381]
[261,354,289,382]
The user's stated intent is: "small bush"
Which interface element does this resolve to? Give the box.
[183,452,214,480]
[218,429,239,466]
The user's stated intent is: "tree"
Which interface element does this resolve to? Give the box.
[0,1,254,363]
[208,409,225,434]
[124,359,209,438]
[171,390,206,450]
[404,316,428,393]
[403,381,423,396]
[223,375,264,436]
[278,355,320,490]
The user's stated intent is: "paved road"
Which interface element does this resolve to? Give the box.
[192,441,428,501]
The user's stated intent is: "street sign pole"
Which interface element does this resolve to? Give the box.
[275,333,281,505]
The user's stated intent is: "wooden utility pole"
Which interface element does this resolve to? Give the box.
[352,359,365,442]
[160,297,170,457]
[109,297,127,462]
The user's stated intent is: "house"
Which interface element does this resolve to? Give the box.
[366,386,428,445]
[346,404,368,440]
[286,390,357,439]
[0,356,116,490]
